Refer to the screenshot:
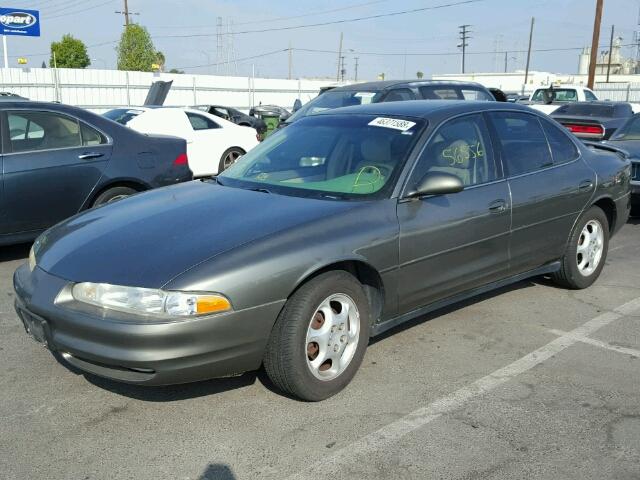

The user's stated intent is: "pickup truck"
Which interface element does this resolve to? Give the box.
[524,85,599,114]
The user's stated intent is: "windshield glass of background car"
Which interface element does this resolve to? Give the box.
[287,91,380,123]
[219,114,424,199]
[103,108,143,125]
[531,89,578,102]
[612,115,640,140]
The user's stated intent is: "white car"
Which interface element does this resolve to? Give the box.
[526,85,599,115]
[103,107,259,177]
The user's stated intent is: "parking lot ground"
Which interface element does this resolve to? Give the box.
[1,220,639,480]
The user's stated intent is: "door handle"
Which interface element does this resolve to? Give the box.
[488,199,507,214]
[78,152,104,160]
[578,180,593,191]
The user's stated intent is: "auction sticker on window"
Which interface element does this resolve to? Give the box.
[368,117,416,131]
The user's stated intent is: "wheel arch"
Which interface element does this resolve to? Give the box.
[289,259,386,325]
[84,179,151,209]
[591,195,617,233]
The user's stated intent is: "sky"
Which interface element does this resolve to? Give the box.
[3,0,639,80]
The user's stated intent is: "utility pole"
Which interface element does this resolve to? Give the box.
[354,57,359,81]
[523,17,535,94]
[288,41,292,80]
[336,32,343,81]
[504,50,508,73]
[115,0,138,26]
[587,0,604,89]
[340,56,346,82]
[458,25,471,74]
[606,24,614,82]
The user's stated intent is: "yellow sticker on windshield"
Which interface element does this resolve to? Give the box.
[368,117,416,131]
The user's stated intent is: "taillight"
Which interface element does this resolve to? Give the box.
[564,124,604,136]
[174,153,188,166]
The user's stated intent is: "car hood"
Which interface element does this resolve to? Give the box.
[35,181,357,288]
[605,140,640,157]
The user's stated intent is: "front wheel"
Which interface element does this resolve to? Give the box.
[218,147,245,173]
[551,206,609,289]
[263,271,370,401]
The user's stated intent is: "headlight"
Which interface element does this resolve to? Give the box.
[28,245,37,272]
[71,282,231,317]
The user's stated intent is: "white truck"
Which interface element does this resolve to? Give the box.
[524,85,599,115]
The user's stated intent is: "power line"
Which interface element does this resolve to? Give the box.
[149,0,393,29]
[43,0,116,20]
[153,0,487,39]
[172,48,288,71]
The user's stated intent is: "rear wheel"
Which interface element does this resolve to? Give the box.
[551,206,609,289]
[92,186,137,207]
[218,147,245,173]
[263,271,370,401]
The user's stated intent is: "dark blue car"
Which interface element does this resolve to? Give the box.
[0,101,192,246]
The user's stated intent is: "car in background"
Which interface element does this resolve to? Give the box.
[0,101,191,246]
[551,101,638,141]
[602,113,640,215]
[192,105,267,136]
[284,80,495,125]
[14,100,630,401]
[104,107,259,176]
[250,104,292,122]
[506,93,529,103]
[525,85,599,114]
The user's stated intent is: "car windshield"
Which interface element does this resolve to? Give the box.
[531,88,578,102]
[554,104,616,117]
[286,90,381,123]
[219,114,424,199]
[611,115,640,140]
[103,108,143,125]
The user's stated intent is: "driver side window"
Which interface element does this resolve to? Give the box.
[409,114,498,189]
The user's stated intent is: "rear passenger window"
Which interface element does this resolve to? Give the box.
[186,112,220,130]
[461,89,493,101]
[419,86,462,100]
[7,111,81,153]
[490,112,553,176]
[409,114,498,188]
[540,118,579,165]
[382,88,415,102]
[80,123,107,146]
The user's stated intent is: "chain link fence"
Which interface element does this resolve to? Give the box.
[594,82,640,102]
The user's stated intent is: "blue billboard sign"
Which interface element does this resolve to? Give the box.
[0,8,40,37]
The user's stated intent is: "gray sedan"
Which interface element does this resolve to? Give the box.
[13,101,631,401]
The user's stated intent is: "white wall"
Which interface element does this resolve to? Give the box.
[0,67,340,112]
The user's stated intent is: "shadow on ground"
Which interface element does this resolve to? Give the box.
[198,463,237,480]
[0,243,30,263]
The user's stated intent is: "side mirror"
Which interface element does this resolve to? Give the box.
[293,99,302,112]
[406,172,464,198]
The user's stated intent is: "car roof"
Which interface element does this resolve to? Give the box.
[555,101,631,107]
[329,79,489,92]
[313,99,532,119]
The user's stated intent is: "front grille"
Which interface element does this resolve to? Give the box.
[632,162,640,182]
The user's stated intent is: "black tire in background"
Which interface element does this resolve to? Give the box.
[218,147,245,173]
[92,186,138,207]
[552,205,610,289]
[263,271,371,401]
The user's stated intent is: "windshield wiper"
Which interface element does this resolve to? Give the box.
[248,187,271,194]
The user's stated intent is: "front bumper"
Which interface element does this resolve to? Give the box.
[13,264,285,385]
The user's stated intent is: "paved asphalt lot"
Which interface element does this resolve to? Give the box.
[1,220,639,480]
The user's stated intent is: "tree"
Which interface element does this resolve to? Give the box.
[155,51,165,71]
[116,25,157,72]
[416,71,424,79]
[168,68,184,74]
[50,34,90,69]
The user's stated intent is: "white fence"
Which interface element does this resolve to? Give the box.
[0,67,338,112]
[594,82,640,102]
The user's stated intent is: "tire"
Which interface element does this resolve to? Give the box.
[264,271,371,401]
[218,147,245,173]
[91,186,137,207]
[551,206,609,289]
